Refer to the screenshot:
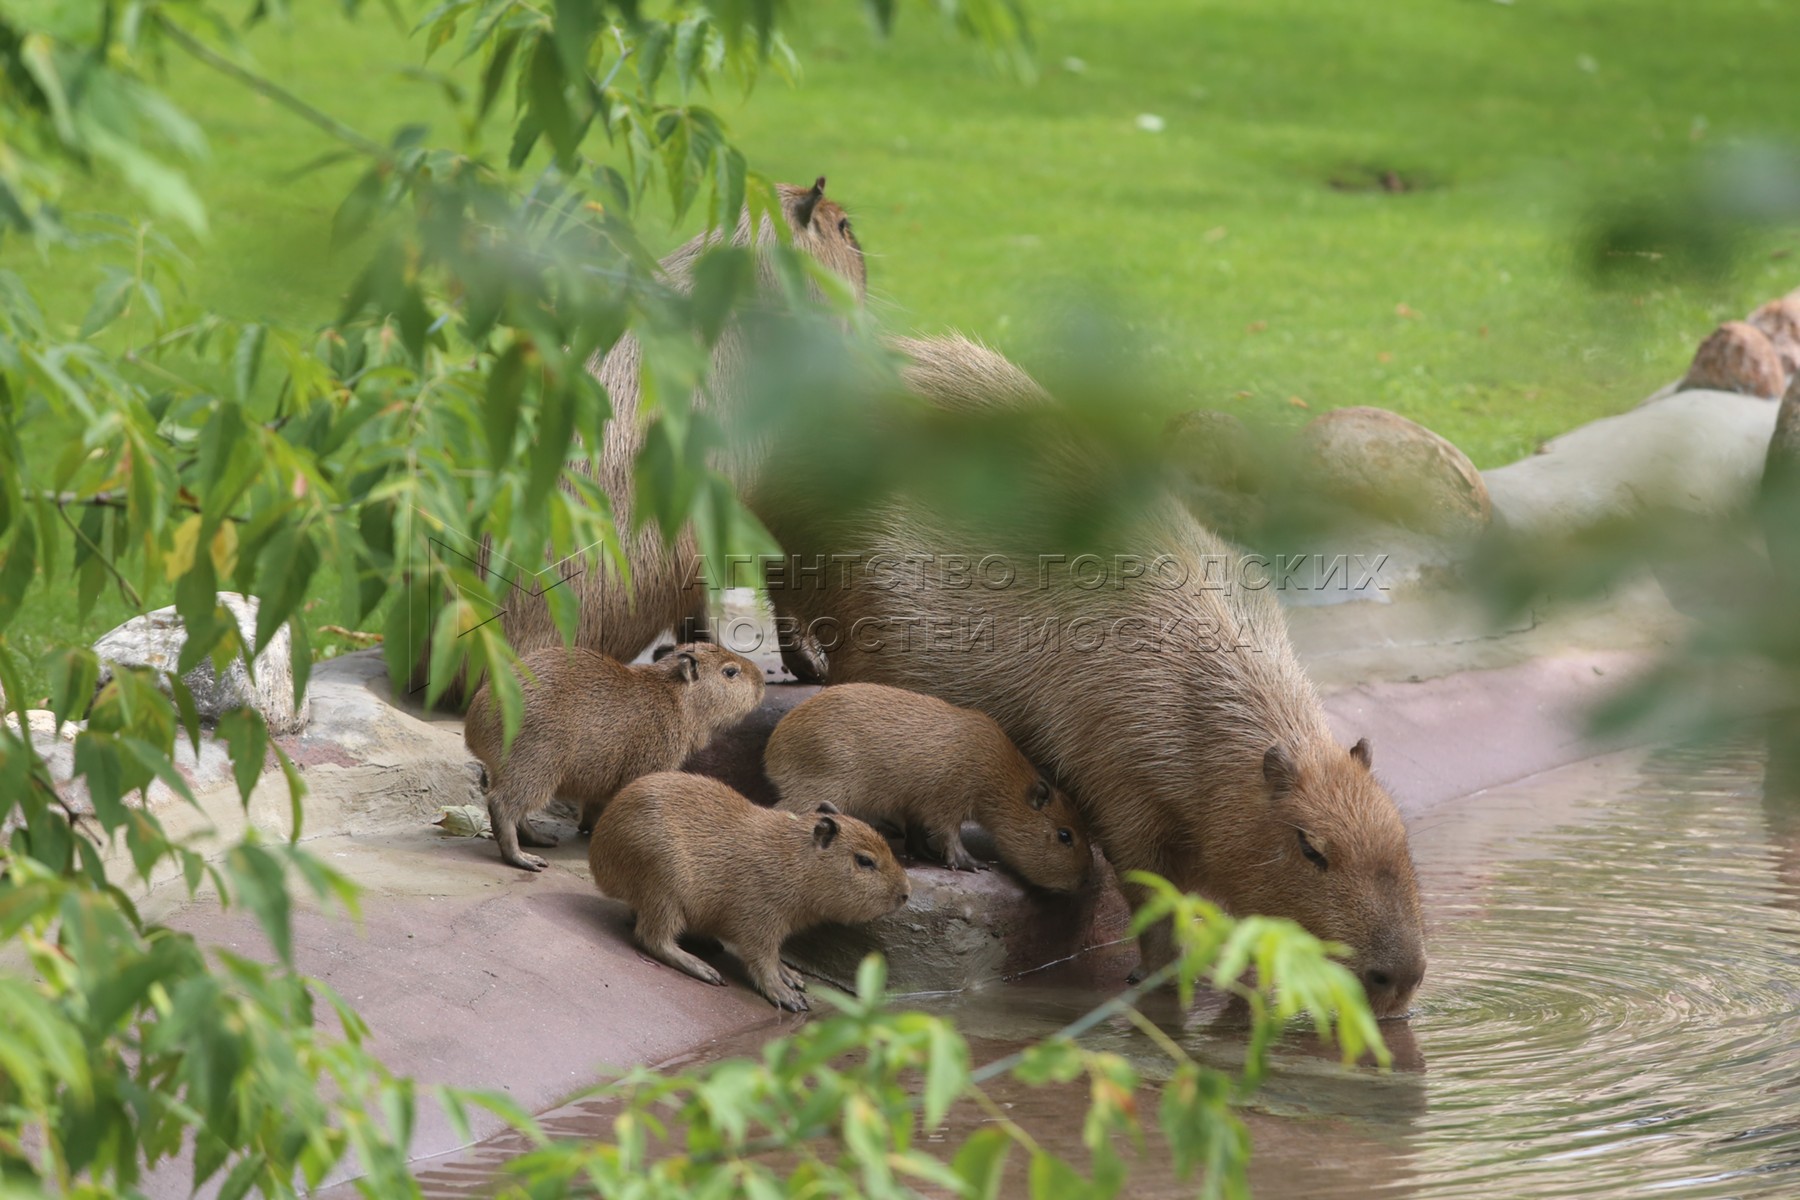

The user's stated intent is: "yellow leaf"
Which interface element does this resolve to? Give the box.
[165,514,202,582]
[210,521,239,579]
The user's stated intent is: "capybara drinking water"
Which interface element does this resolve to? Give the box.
[589,773,911,1011]
[754,334,1427,1016]
[765,682,1092,892]
[464,642,763,871]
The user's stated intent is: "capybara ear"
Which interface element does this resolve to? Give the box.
[812,813,840,849]
[1263,744,1297,800]
[652,643,675,661]
[794,176,826,228]
[674,650,699,682]
[1350,737,1373,769]
[1029,779,1051,810]
[815,801,841,816]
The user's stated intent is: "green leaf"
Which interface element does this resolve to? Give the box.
[485,341,529,466]
[80,269,135,338]
[332,166,387,248]
[527,36,578,166]
[1028,1150,1093,1200]
[952,1127,1012,1200]
[690,247,752,347]
[232,324,266,401]
[226,842,293,964]
[47,647,99,734]
[0,516,38,631]
[922,1021,969,1128]
[216,709,270,805]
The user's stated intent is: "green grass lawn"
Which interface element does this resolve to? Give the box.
[8,0,1799,698]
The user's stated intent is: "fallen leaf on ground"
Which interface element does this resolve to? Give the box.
[434,805,492,839]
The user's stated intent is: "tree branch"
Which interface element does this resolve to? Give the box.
[153,17,386,158]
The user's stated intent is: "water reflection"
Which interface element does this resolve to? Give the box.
[397,739,1799,1199]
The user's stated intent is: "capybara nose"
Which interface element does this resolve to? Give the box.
[898,890,911,906]
[1362,958,1425,1017]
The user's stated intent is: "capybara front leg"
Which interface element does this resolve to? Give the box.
[936,825,984,873]
[741,936,808,1012]
[488,794,548,872]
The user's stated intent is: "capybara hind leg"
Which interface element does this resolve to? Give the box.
[515,817,558,848]
[488,795,548,872]
[740,937,808,1012]
[636,910,723,986]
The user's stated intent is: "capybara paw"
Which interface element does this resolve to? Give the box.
[577,823,594,837]
[944,849,981,872]
[778,964,808,992]
[766,985,810,1013]
[504,851,549,872]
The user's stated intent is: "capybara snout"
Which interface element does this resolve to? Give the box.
[1216,738,1426,1018]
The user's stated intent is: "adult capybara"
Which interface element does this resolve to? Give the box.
[765,682,1092,892]
[419,179,866,705]
[465,642,763,870]
[589,773,911,1011]
[754,334,1426,1016]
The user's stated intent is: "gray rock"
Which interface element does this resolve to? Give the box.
[1485,390,1780,545]
[93,593,310,734]
[1292,406,1492,542]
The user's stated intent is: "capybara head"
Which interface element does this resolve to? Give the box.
[1206,737,1425,1018]
[778,176,867,301]
[988,776,1093,893]
[653,641,765,730]
[805,801,911,921]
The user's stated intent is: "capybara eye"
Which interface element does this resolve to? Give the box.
[854,852,876,869]
[1057,828,1074,846]
[838,217,850,234]
[1297,829,1329,871]
[724,665,741,678]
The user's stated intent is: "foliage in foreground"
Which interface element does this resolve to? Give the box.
[0,3,1386,1199]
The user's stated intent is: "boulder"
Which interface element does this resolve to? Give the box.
[1749,293,1800,379]
[94,593,310,735]
[1679,321,1785,399]
[1291,406,1492,541]
[1484,390,1779,544]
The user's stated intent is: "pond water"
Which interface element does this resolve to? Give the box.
[405,738,1800,1199]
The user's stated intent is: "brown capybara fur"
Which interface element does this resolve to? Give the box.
[418,179,866,706]
[755,334,1427,1016]
[765,683,1092,892]
[464,642,763,871]
[589,773,910,1011]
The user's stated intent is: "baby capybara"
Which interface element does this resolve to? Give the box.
[765,683,1092,892]
[589,772,911,1011]
[464,643,763,871]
